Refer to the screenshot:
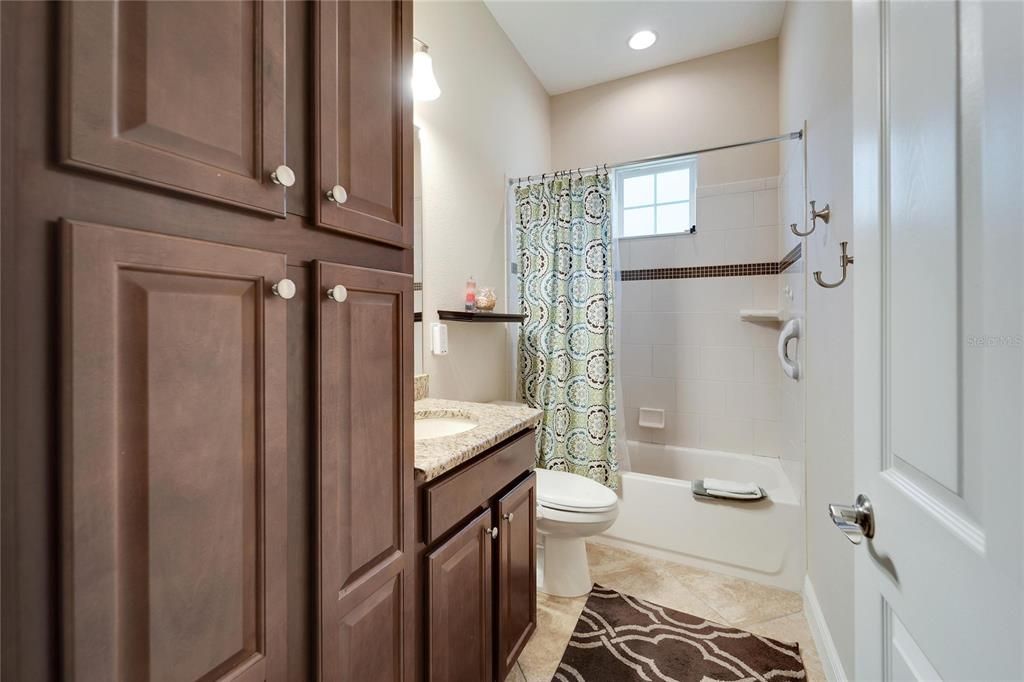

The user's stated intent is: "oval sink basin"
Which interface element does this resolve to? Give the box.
[415,416,478,440]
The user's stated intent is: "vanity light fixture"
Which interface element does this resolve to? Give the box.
[412,37,441,102]
[628,30,657,50]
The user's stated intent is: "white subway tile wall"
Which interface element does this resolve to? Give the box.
[777,143,807,476]
[619,176,789,458]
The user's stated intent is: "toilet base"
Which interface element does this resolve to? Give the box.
[538,534,593,598]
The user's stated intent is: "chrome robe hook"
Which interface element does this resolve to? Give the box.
[814,241,854,288]
[791,200,831,237]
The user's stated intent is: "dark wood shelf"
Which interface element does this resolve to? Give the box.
[436,310,526,323]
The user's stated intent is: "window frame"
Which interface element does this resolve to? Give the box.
[614,155,698,239]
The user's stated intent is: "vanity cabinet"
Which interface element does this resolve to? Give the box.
[496,475,538,680]
[426,509,495,681]
[419,432,538,682]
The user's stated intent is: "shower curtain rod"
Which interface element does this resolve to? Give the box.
[507,130,803,186]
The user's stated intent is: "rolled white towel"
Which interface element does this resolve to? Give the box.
[702,478,761,498]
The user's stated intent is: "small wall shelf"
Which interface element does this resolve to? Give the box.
[437,310,526,323]
[739,309,784,323]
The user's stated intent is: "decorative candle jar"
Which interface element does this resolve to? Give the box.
[476,287,497,311]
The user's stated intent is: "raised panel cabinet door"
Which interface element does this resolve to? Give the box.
[315,261,414,681]
[496,472,537,680]
[427,510,495,682]
[61,1,288,216]
[315,0,413,246]
[61,219,288,681]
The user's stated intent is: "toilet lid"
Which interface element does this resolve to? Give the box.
[535,468,619,513]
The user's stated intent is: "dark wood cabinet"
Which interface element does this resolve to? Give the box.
[315,261,414,681]
[60,219,289,681]
[60,1,288,216]
[426,509,494,682]
[496,473,537,681]
[418,432,538,682]
[2,1,416,680]
[315,0,413,246]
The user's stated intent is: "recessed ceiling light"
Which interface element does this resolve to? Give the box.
[628,30,657,51]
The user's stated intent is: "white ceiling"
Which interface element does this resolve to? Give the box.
[484,1,786,95]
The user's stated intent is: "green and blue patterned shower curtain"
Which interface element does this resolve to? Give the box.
[515,172,619,489]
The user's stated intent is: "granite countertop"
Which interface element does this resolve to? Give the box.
[414,398,541,482]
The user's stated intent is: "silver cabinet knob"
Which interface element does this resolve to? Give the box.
[271,278,296,300]
[503,512,515,523]
[326,284,348,303]
[326,184,348,204]
[485,527,498,540]
[828,494,874,544]
[270,165,296,187]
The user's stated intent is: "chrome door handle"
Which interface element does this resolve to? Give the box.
[829,494,874,544]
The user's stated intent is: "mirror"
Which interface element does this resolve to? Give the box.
[413,127,423,374]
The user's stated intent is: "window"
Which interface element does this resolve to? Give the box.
[615,156,697,238]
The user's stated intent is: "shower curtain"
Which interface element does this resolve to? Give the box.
[514,171,619,489]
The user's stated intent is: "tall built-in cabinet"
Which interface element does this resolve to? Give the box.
[1,2,414,680]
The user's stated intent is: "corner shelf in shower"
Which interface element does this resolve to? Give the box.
[739,309,784,323]
[436,310,526,323]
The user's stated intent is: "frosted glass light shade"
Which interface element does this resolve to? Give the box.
[412,50,441,102]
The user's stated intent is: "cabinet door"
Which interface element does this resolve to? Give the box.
[496,473,537,680]
[61,1,287,216]
[427,510,495,682]
[61,219,288,681]
[314,1,413,246]
[315,261,414,681]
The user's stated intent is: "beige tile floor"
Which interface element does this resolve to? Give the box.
[506,541,824,682]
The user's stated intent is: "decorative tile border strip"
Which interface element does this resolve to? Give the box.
[620,263,776,281]
[619,243,802,281]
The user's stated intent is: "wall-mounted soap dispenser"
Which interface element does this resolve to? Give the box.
[431,322,448,355]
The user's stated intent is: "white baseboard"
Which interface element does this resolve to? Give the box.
[803,575,849,682]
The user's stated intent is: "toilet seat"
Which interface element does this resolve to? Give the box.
[536,504,619,525]
[535,468,618,514]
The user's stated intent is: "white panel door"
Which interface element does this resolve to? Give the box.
[852,1,1022,680]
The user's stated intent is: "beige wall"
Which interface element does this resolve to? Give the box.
[778,1,855,677]
[414,1,550,402]
[550,39,780,186]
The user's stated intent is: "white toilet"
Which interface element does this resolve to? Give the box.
[535,468,619,598]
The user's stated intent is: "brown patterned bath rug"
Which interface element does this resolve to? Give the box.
[552,584,806,681]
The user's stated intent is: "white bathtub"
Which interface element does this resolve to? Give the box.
[598,442,805,591]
